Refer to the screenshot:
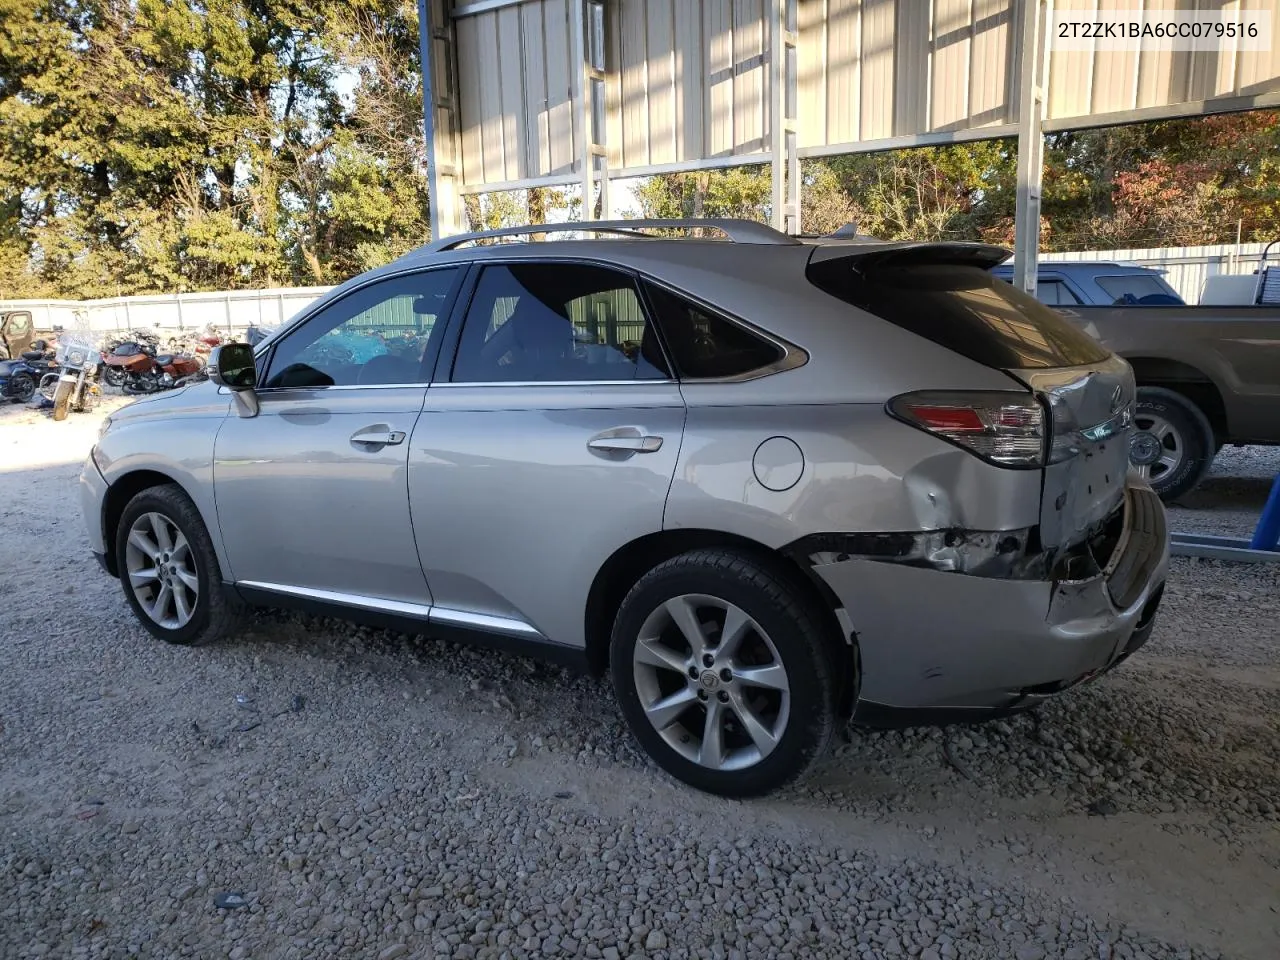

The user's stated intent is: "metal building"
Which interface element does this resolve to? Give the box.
[418,0,1280,287]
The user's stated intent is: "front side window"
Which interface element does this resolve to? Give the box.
[450,263,669,383]
[264,268,460,388]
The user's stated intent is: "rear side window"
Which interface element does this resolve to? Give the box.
[808,260,1110,370]
[1095,274,1181,304]
[643,283,783,379]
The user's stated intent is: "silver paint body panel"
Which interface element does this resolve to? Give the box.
[82,236,1169,711]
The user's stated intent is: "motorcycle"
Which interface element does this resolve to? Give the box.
[101,339,206,394]
[98,331,161,387]
[38,337,101,420]
[0,340,59,403]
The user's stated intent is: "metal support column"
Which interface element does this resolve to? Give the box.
[1012,0,1052,295]
[573,0,609,221]
[770,0,800,234]
[418,0,463,239]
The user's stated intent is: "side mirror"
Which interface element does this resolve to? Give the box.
[208,343,260,418]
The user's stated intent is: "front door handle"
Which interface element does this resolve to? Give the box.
[587,435,663,454]
[351,428,406,446]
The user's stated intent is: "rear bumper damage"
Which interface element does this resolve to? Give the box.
[800,480,1168,716]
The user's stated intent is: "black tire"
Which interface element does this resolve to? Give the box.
[115,484,243,646]
[8,373,35,403]
[101,364,126,388]
[609,548,840,797]
[1132,386,1216,502]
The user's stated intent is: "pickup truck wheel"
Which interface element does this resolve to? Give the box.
[1130,386,1215,502]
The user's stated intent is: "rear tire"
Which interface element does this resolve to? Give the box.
[1131,386,1215,502]
[52,381,72,421]
[115,484,243,646]
[609,549,839,797]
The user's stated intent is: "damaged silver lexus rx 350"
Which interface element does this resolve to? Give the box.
[80,219,1169,797]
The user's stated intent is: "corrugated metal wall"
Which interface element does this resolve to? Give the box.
[1045,1,1280,122]
[451,0,1280,192]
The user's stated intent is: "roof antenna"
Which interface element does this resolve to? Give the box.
[828,222,862,238]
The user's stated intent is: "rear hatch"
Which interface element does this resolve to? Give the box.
[806,241,1134,551]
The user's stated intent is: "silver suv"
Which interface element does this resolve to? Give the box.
[80,219,1169,797]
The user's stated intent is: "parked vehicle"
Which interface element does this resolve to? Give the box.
[0,340,59,402]
[990,261,1185,306]
[0,349,48,403]
[993,258,1280,500]
[101,339,205,393]
[82,218,1168,797]
[38,336,101,420]
[0,310,36,361]
[1199,239,1280,306]
[98,332,162,387]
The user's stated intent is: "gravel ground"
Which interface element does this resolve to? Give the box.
[1,398,1277,960]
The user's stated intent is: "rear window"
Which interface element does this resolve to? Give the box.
[808,260,1111,370]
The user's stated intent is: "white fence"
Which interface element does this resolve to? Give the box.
[0,286,332,335]
[2,242,1274,331]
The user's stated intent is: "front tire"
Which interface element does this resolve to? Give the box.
[1130,386,1215,502]
[51,380,72,420]
[101,364,126,388]
[610,549,839,797]
[115,484,242,646]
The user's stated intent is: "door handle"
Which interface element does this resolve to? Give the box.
[351,428,406,446]
[587,435,663,454]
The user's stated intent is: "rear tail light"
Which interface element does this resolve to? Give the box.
[888,390,1050,468]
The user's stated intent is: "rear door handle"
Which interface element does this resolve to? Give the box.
[351,428,406,446]
[587,435,663,454]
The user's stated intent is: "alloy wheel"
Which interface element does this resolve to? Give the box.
[631,594,791,772]
[1129,411,1184,483]
[124,512,199,630]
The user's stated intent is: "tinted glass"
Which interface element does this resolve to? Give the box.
[808,260,1110,370]
[265,269,458,388]
[451,263,669,383]
[1037,280,1081,306]
[643,283,783,379]
[1095,274,1172,303]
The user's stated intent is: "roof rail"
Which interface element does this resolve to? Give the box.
[422,218,801,253]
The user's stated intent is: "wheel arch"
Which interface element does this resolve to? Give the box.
[583,528,859,719]
[1123,356,1228,442]
[100,468,193,577]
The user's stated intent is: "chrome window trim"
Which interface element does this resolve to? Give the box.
[432,379,678,389]
[251,383,433,395]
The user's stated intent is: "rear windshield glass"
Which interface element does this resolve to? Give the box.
[808,259,1111,369]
